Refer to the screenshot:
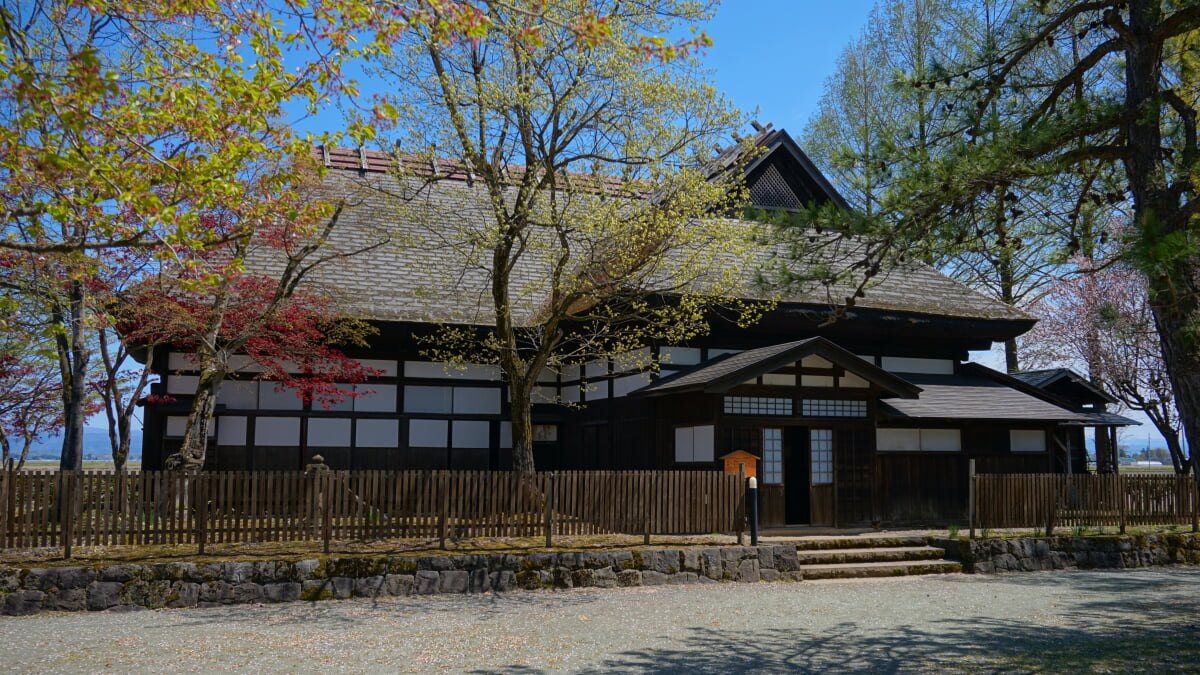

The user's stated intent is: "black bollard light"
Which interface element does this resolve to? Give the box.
[748,476,759,546]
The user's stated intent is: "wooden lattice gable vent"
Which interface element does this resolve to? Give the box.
[734,124,852,213]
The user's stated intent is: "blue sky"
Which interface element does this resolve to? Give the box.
[287,1,879,139]
[703,1,877,132]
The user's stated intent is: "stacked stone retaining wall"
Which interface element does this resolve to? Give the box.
[935,534,1200,573]
[0,545,800,616]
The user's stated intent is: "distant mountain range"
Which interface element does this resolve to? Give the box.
[23,427,142,461]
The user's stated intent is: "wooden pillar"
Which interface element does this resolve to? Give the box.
[1053,432,1071,475]
[832,444,840,530]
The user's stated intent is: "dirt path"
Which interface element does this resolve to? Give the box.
[2,568,1198,673]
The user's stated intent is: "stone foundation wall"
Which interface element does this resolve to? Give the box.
[936,534,1200,573]
[0,545,800,616]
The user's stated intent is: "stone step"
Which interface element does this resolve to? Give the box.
[799,559,963,580]
[773,535,932,551]
[795,546,947,565]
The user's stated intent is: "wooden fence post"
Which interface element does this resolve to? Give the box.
[736,466,745,545]
[968,459,976,540]
[1045,475,1056,537]
[438,473,449,550]
[1192,455,1200,534]
[61,472,74,559]
[322,473,333,556]
[1192,474,1199,534]
[196,473,208,556]
[1118,474,1127,535]
[544,472,555,548]
[0,467,9,550]
[642,473,651,546]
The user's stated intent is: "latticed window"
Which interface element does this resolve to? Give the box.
[749,164,803,209]
[762,428,783,484]
[724,396,793,416]
[801,399,867,417]
[811,429,833,485]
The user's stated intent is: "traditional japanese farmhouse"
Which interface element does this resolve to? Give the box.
[139,125,1137,525]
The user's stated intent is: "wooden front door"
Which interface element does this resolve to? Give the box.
[809,429,835,525]
[783,426,809,524]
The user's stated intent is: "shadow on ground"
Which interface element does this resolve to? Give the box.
[477,570,1200,674]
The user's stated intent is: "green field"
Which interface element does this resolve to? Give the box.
[1121,464,1179,474]
[18,460,141,471]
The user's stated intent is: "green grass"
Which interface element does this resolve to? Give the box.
[1121,464,1179,474]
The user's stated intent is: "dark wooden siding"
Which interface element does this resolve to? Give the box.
[761,485,786,527]
[835,427,874,525]
[876,451,1052,523]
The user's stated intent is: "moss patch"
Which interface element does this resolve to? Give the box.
[514,570,547,590]
[0,534,733,570]
[300,585,334,601]
[386,559,418,575]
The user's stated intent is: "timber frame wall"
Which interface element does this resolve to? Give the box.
[142,320,1073,526]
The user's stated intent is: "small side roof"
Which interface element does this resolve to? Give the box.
[1010,368,1118,406]
[632,337,922,399]
[881,364,1141,426]
[878,372,1087,422]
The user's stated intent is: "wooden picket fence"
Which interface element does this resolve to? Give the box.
[0,470,745,553]
[975,473,1200,533]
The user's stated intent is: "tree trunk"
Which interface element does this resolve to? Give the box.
[1135,396,1187,472]
[1121,0,1200,477]
[509,382,535,476]
[99,333,155,472]
[1095,428,1114,474]
[1003,338,1018,373]
[1153,303,1200,476]
[114,414,131,472]
[1164,429,1187,474]
[58,278,89,472]
[17,437,31,471]
[178,357,228,470]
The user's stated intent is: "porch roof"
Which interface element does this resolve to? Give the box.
[632,337,922,398]
[877,372,1089,422]
[1062,410,1141,427]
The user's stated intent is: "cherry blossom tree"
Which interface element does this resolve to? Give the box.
[1024,257,1189,473]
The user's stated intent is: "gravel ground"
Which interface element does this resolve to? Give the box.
[3,568,1199,674]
